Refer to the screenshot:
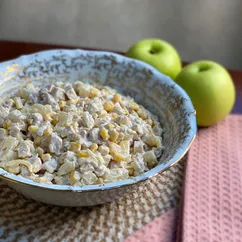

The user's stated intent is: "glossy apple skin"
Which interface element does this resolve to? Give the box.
[126,39,182,79]
[175,61,235,126]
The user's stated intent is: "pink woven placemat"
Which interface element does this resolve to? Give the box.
[180,115,242,242]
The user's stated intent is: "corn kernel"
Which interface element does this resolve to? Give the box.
[3,120,11,129]
[146,119,153,126]
[90,143,98,152]
[43,127,53,136]
[34,136,41,146]
[112,113,118,119]
[129,101,139,111]
[69,142,82,152]
[70,171,81,184]
[107,123,115,129]
[51,114,59,126]
[27,119,33,125]
[113,153,126,162]
[36,147,44,157]
[101,89,109,94]
[14,97,23,109]
[103,101,114,112]
[78,88,90,98]
[113,93,121,103]
[67,98,79,105]
[89,88,100,98]
[100,128,109,140]
[42,153,51,162]
[58,100,66,109]
[76,150,89,158]
[28,125,38,133]
[109,130,119,142]
[97,178,104,184]
[137,110,147,120]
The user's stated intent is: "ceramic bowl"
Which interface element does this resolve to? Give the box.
[0,49,196,206]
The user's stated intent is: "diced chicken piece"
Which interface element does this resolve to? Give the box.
[48,133,63,155]
[133,141,144,154]
[65,84,77,99]
[40,89,59,110]
[131,153,147,176]
[31,104,53,119]
[9,124,22,140]
[58,161,75,176]
[86,99,103,114]
[82,112,94,129]
[42,172,55,182]
[94,164,107,176]
[113,103,126,115]
[0,128,7,140]
[20,165,30,177]
[132,123,144,135]
[120,140,130,156]
[60,151,77,165]
[88,128,100,142]
[79,163,95,173]
[98,145,109,156]
[95,116,111,127]
[60,126,76,138]
[2,99,14,109]
[27,92,40,105]
[42,158,58,173]
[57,112,73,126]
[0,105,10,120]
[103,168,129,183]
[7,110,21,122]
[18,140,35,158]
[18,87,31,99]
[54,174,69,185]
[143,150,158,168]
[143,134,161,148]
[0,136,19,151]
[82,171,98,185]
[29,113,43,125]
[0,150,18,162]
[28,155,42,173]
[153,123,163,136]
[118,116,132,127]
[103,154,112,165]
[50,85,65,100]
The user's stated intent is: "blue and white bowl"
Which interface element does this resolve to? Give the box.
[0,49,196,206]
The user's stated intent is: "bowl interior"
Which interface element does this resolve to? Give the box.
[0,49,196,191]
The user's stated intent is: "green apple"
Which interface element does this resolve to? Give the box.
[126,39,182,79]
[175,61,235,127]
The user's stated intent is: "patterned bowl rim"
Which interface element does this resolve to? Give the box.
[0,49,197,193]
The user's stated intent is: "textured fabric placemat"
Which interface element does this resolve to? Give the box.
[0,158,185,242]
[179,115,242,242]
[125,208,178,242]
